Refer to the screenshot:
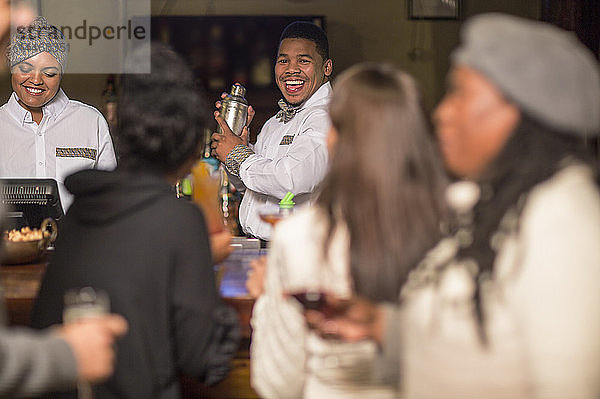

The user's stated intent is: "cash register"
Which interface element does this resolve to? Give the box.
[0,178,64,230]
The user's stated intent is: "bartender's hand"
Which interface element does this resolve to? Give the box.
[57,314,128,383]
[304,297,386,344]
[245,256,267,298]
[215,90,255,127]
[211,113,249,163]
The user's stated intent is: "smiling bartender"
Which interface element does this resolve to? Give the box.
[0,17,116,210]
[211,21,333,241]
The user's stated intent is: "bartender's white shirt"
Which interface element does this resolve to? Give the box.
[0,90,117,210]
[237,82,331,240]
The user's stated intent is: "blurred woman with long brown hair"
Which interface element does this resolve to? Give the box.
[250,63,447,398]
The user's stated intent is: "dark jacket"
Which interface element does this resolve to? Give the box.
[30,169,240,399]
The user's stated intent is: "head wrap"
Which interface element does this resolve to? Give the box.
[451,13,600,136]
[8,16,67,71]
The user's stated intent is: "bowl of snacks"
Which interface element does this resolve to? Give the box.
[1,218,58,265]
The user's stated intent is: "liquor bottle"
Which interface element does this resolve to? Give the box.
[251,31,272,88]
[231,29,249,86]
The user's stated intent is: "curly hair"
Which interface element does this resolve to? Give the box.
[116,42,209,175]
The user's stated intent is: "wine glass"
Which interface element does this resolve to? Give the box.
[258,211,284,227]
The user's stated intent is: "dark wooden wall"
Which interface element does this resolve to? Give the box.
[541,0,599,58]
[541,0,600,158]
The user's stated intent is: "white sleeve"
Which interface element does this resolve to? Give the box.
[512,169,600,399]
[239,110,329,200]
[96,114,117,171]
[250,225,309,398]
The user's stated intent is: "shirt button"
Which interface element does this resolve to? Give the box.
[38,162,43,166]
[37,132,42,136]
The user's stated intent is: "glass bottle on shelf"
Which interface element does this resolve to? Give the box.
[158,19,170,44]
[231,29,249,86]
[176,128,214,200]
[102,75,117,131]
[207,24,227,91]
[251,31,272,88]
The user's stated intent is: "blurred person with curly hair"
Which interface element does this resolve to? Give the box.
[31,43,240,399]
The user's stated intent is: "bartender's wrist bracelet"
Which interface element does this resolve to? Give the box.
[225,144,254,176]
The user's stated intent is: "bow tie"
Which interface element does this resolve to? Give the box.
[276,99,301,124]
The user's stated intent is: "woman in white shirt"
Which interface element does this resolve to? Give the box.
[250,63,448,398]
[0,16,116,209]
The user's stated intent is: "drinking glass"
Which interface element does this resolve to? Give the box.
[63,287,110,399]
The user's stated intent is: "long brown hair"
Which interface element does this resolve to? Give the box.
[317,63,447,302]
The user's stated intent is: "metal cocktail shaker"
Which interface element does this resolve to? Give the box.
[218,84,248,136]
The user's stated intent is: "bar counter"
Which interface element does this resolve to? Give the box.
[0,261,45,326]
[0,238,263,398]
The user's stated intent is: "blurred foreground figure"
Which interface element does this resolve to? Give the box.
[31,43,240,399]
[0,5,127,398]
[310,13,600,399]
[0,300,126,398]
[250,64,447,398]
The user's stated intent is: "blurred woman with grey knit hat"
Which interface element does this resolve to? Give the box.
[0,16,116,210]
[307,13,600,399]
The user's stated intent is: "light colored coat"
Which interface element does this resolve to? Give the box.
[385,164,600,398]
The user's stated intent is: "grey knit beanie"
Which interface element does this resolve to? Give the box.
[452,13,600,136]
[8,16,67,71]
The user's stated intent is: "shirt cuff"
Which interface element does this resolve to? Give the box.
[225,144,254,177]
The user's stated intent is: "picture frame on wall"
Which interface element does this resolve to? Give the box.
[409,0,460,20]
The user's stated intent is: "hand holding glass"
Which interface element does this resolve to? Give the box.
[63,287,110,399]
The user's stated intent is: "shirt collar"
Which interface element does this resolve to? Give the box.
[6,89,69,125]
[299,81,332,110]
[43,89,69,118]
